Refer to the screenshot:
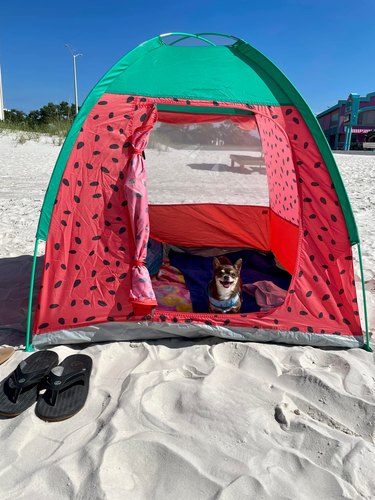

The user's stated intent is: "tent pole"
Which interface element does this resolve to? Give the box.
[25,238,39,352]
[357,242,372,352]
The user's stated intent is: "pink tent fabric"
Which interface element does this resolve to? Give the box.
[33,94,362,346]
[243,281,287,312]
[125,106,158,315]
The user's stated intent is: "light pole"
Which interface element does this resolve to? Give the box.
[65,44,82,116]
[0,65,4,121]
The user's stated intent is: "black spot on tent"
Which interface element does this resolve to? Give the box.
[77,142,84,149]
[73,279,82,288]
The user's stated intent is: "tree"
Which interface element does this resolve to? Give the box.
[4,108,27,124]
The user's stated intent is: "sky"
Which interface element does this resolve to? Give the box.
[1,0,374,115]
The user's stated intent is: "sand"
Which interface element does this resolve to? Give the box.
[0,131,374,499]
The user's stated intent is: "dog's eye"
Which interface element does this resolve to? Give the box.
[220,269,225,274]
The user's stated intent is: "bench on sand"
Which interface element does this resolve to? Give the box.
[230,154,264,168]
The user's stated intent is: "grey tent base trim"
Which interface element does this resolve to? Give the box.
[32,322,364,349]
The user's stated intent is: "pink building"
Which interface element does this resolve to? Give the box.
[317,92,375,150]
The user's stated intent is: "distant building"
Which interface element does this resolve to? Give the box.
[317,92,375,150]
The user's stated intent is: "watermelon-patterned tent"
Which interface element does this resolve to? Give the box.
[27,32,370,350]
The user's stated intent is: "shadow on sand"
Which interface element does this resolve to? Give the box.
[187,162,266,175]
[0,255,43,346]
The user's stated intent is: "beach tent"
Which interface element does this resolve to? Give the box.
[27,32,370,350]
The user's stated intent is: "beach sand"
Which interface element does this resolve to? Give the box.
[0,132,374,499]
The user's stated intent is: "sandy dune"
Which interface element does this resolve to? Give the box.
[0,132,374,499]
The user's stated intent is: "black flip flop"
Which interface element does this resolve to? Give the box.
[35,354,92,422]
[0,350,59,417]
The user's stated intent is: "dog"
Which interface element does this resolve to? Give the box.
[208,256,242,313]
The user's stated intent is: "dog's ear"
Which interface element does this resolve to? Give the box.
[234,258,242,272]
[213,257,220,269]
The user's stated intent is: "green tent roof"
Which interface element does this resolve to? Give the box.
[107,38,290,106]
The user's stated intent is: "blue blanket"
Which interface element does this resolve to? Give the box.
[168,249,291,313]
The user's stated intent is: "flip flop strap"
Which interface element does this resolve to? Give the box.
[8,364,51,403]
[45,367,87,406]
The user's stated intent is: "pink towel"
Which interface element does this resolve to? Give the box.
[243,281,287,312]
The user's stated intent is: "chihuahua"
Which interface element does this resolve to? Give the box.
[208,256,242,313]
